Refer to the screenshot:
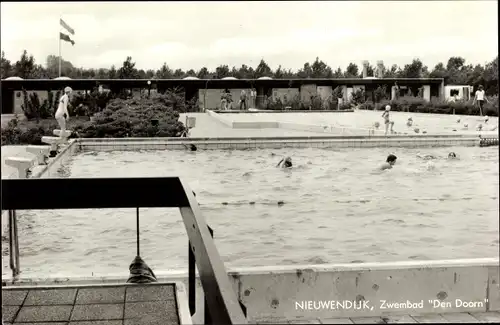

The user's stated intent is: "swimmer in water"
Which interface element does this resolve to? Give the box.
[183,144,197,151]
[380,154,397,170]
[448,152,457,159]
[277,156,293,168]
[417,154,436,160]
[426,160,436,170]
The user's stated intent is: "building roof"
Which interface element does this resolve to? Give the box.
[1,77,444,91]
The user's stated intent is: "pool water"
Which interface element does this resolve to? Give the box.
[12,147,499,277]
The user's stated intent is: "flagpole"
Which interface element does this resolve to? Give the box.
[58,17,62,77]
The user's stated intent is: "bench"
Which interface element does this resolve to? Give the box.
[25,145,50,165]
[53,129,72,138]
[4,156,38,179]
[41,136,68,157]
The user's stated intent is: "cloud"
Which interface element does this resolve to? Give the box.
[1,1,497,72]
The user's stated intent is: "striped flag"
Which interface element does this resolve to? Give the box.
[60,32,75,46]
[60,18,75,35]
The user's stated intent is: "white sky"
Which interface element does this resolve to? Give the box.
[1,1,498,71]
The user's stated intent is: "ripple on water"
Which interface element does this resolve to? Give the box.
[11,146,499,277]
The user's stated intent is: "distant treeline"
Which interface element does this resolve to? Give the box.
[1,50,498,95]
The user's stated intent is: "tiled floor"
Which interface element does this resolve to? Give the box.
[255,312,500,324]
[2,283,180,324]
[179,113,329,138]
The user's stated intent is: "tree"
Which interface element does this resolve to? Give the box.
[484,56,498,95]
[118,56,139,79]
[311,57,333,78]
[344,63,359,78]
[446,57,466,71]
[196,67,209,79]
[14,50,36,79]
[430,62,447,79]
[384,64,401,78]
[46,54,74,78]
[359,62,375,78]
[297,62,313,78]
[274,65,284,79]
[173,68,185,78]
[156,63,173,79]
[282,68,295,78]
[1,51,13,78]
[185,69,196,77]
[137,69,146,79]
[254,59,273,78]
[145,69,155,79]
[108,65,117,79]
[95,68,107,79]
[332,67,343,78]
[400,58,427,78]
[215,64,230,78]
[238,64,253,78]
[465,64,485,86]
[230,66,241,78]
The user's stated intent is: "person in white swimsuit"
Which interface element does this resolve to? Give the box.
[473,85,489,117]
[55,87,72,137]
[381,105,391,135]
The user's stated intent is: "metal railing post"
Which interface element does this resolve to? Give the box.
[8,210,20,278]
[188,241,196,316]
[189,224,214,318]
[204,225,214,325]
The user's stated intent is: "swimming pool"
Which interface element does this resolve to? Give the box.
[11,146,499,277]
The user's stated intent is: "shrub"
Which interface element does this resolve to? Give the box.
[359,101,375,110]
[74,94,186,138]
[69,90,114,117]
[332,86,343,100]
[374,85,388,103]
[1,118,59,146]
[338,102,352,110]
[351,89,366,105]
[267,96,284,110]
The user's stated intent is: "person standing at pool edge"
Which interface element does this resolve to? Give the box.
[382,105,391,135]
[55,87,72,138]
[473,85,489,116]
[380,154,397,170]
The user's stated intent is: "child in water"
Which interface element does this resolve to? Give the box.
[277,157,293,168]
[380,154,397,170]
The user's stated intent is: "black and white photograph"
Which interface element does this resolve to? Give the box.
[1,1,499,324]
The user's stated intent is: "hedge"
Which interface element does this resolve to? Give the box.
[1,94,187,146]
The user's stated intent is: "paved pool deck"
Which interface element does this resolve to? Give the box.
[255,312,500,324]
[2,283,180,325]
[2,284,500,324]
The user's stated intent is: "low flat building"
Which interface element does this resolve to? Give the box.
[1,77,445,114]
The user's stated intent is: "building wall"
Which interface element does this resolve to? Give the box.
[317,86,333,101]
[198,88,254,110]
[300,84,317,104]
[272,88,300,102]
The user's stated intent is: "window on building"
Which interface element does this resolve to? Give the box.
[450,89,459,97]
